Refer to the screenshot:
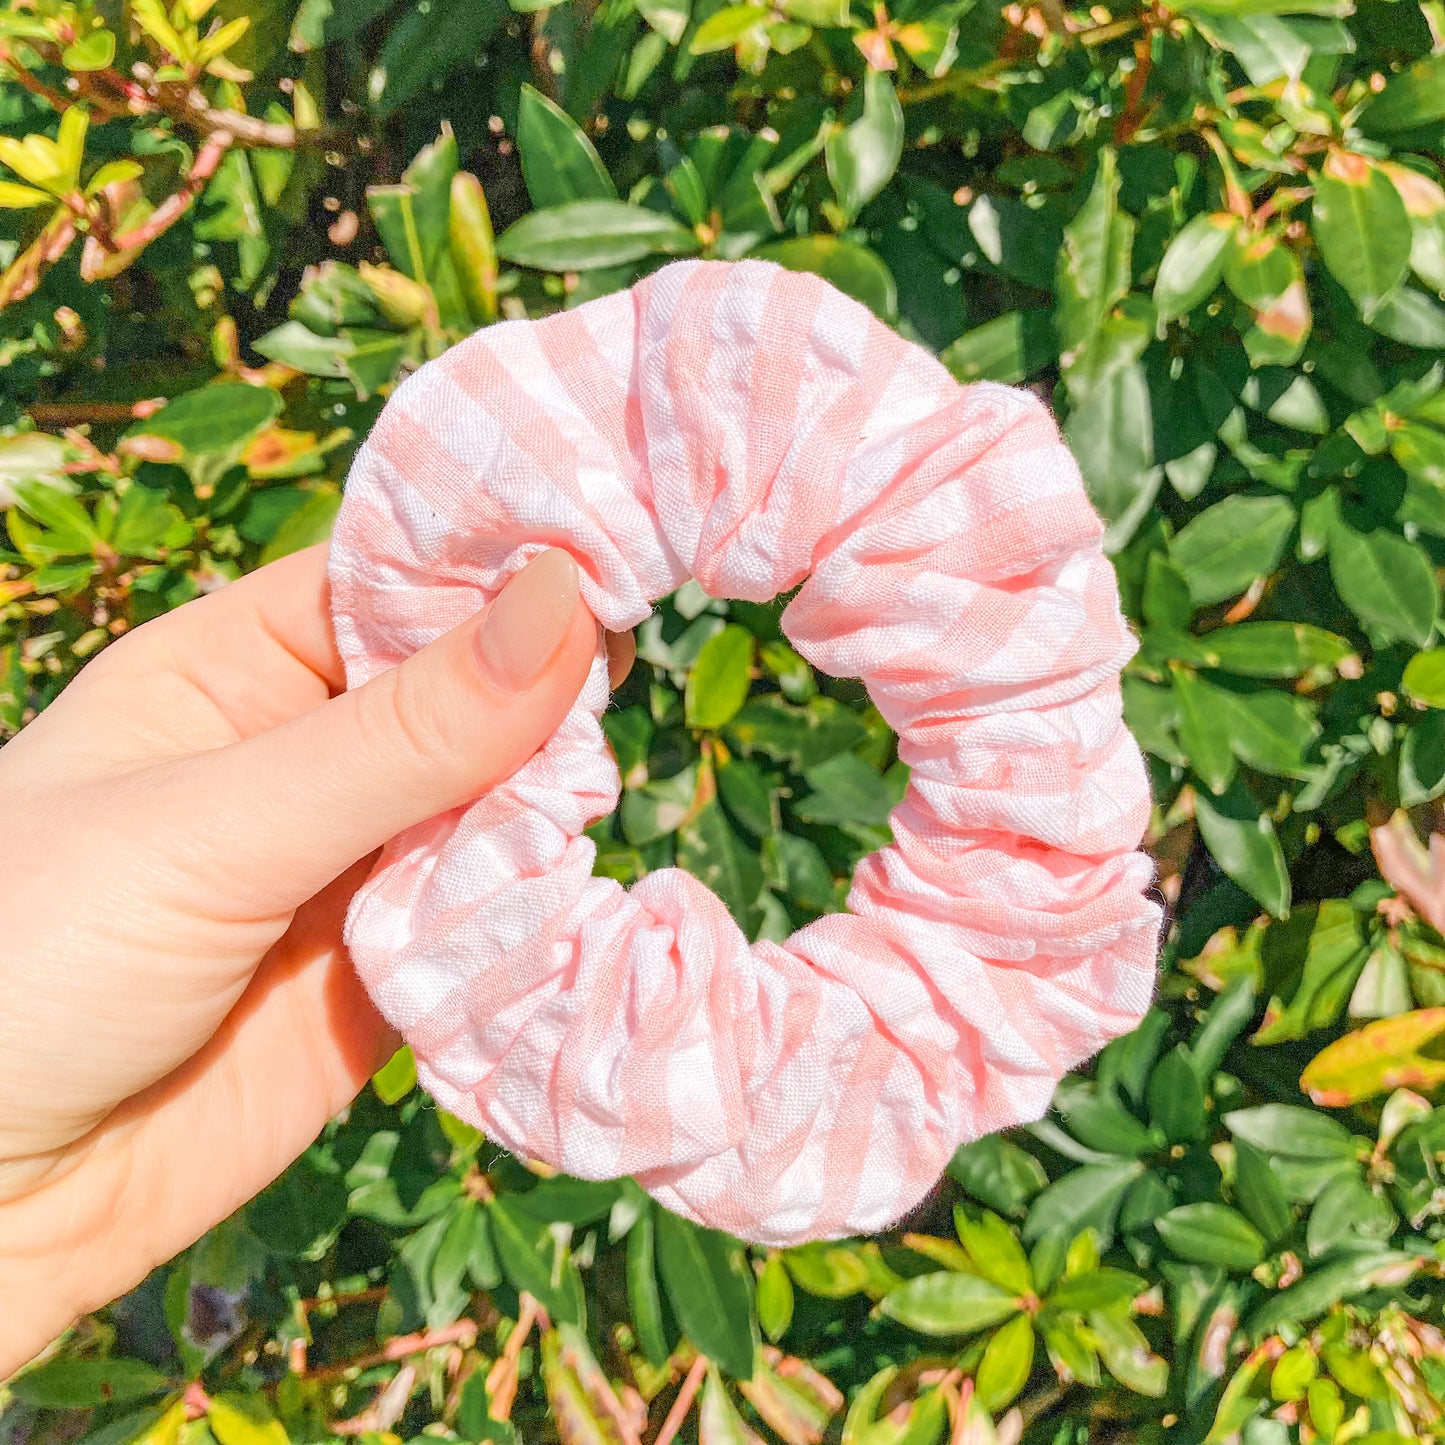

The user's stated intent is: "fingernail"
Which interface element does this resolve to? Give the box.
[475,549,580,694]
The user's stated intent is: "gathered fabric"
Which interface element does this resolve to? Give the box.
[328,257,1161,1246]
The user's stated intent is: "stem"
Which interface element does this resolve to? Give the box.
[331,1363,419,1435]
[299,1285,390,1313]
[1201,127,1252,219]
[484,1293,545,1422]
[1113,33,1154,145]
[0,211,76,310]
[0,47,74,112]
[897,62,1004,106]
[29,400,164,427]
[653,1355,708,1445]
[306,1319,479,1383]
[182,88,303,148]
[560,1337,645,1445]
[101,131,231,256]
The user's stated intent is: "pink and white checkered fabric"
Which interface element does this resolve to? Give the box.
[328,257,1161,1245]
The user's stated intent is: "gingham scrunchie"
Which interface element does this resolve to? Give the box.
[328,257,1161,1246]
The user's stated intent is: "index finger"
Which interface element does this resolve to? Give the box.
[134,543,347,695]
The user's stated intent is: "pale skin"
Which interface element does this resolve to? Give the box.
[0,544,633,1378]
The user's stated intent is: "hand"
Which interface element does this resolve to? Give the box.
[0,544,631,1376]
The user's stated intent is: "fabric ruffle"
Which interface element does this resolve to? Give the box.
[328,256,1161,1245]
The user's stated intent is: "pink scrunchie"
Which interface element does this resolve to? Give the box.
[328,257,1161,1246]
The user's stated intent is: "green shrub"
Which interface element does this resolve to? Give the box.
[3,1,1445,1443]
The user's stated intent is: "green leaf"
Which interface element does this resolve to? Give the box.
[1174,668,1236,795]
[1328,521,1438,648]
[1301,1008,1445,1106]
[1356,53,1445,136]
[690,3,768,50]
[1066,360,1161,550]
[1156,1203,1268,1271]
[1401,711,1445,805]
[1090,1308,1168,1397]
[1223,231,1298,310]
[1123,676,1185,767]
[676,794,764,934]
[654,1212,756,1379]
[1052,1079,1162,1158]
[254,319,354,376]
[699,1363,759,1445]
[208,1396,290,1445]
[1305,1173,1395,1258]
[372,1044,417,1104]
[1154,212,1235,321]
[1225,1104,1359,1158]
[763,831,834,912]
[496,200,701,271]
[637,0,690,39]
[246,1147,348,1259]
[488,1197,586,1326]
[1254,899,1370,1045]
[1311,153,1412,321]
[751,237,896,319]
[401,127,459,274]
[1040,1316,1101,1387]
[783,1242,872,1297]
[131,383,281,459]
[1057,148,1134,372]
[757,1253,795,1342]
[1368,287,1445,347]
[63,28,116,68]
[450,170,498,326]
[1211,678,1320,780]
[1171,0,1349,15]
[880,1271,1022,1336]
[975,1313,1036,1410]
[1022,1159,1144,1246]
[1143,553,1193,631]
[1169,494,1296,607]
[12,1360,170,1409]
[1393,423,1445,487]
[938,310,1055,385]
[340,326,410,400]
[1195,779,1291,918]
[1246,1252,1420,1336]
[371,0,507,114]
[516,84,617,208]
[824,70,903,221]
[259,490,341,564]
[622,766,697,845]
[510,1177,625,1227]
[1147,1045,1207,1143]
[1047,1267,1145,1313]
[947,1136,1048,1218]
[725,695,867,771]
[686,624,754,729]
[626,1204,672,1368]
[1190,974,1258,1080]
[794,751,895,827]
[0,178,58,208]
[1233,1139,1293,1244]
[954,1208,1033,1294]
[1195,622,1351,679]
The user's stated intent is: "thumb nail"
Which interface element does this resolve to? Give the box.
[474,549,580,694]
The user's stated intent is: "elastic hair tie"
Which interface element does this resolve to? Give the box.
[328,256,1161,1246]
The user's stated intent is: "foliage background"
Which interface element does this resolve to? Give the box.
[3,0,1445,1442]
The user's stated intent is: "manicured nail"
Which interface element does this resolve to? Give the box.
[475,549,580,694]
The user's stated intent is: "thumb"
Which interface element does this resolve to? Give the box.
[173,548,599,915]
